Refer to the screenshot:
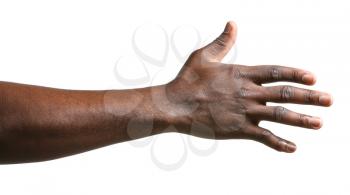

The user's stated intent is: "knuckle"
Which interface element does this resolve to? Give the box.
[304,90,315,104]
[299,114,310,127]
[280,86,294,101]
[277,139,288,151]
[291,69,300,81]
[252,129,272,142]
[234,66,256,80]
[269,66,281,80]
[273,106,287,121]
[238,87,249,97]
[232,66,245,79]
[214,36,227,48]
[261,129,273,139]
[233,69,243,79]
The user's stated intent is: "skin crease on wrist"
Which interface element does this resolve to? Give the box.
[0,21,333,164]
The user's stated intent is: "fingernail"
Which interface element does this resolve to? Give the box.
[224,22,232,33]
[309,117,323,129]
[302,73,315,84]
[319,95,333,106]
[286,143,297,153]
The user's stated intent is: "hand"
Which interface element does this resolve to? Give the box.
[166,21,333,153]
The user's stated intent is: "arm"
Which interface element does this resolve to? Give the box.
[0,21,332,164]
[0,81,171,164]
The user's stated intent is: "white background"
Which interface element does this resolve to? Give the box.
[0,0,349,194]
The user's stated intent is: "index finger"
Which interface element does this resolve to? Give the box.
[246,65,316,85]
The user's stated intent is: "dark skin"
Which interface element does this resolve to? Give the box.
[0,21,333,164]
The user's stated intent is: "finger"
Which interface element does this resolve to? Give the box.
[248,126,297,153]
[248,105,323,129]
[201,21,237,62]
[246,65,316,85]
[262,85,333,106]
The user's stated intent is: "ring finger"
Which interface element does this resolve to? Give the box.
[248,105,323,129]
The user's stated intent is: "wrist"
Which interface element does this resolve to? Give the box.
[104,85,181,139]
[148,82,196,135]
[138,85,176,135]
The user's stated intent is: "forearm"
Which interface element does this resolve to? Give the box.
[0,81,171,164]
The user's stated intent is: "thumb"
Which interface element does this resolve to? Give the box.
[201,21,237,62]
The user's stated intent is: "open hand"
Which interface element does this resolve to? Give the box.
[166,21,333,153]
